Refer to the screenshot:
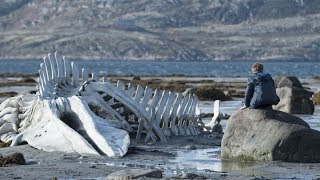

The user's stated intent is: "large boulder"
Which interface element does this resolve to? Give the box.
[221,108,320,163]
[273,76,314,114]
[274,76,303,89]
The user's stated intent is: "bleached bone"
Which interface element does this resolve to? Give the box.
[109,81,202,141]
[0,51,203,157]
[161,92,177,136]
[81,81,167,143]
[205,100,222,130]
[168,94,183,136]
[0,52,130,157]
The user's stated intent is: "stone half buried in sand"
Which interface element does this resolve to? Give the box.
[0,152,26,167]
[221,108,320,163]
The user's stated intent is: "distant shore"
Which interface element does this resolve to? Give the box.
[1,74,320,102]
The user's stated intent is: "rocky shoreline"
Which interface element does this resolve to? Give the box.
[1,75,320,179]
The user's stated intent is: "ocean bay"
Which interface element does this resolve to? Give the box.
[0,60,319,77]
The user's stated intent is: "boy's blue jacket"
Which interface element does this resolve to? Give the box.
[244,72,280,108]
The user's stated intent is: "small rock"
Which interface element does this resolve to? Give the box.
[21,78,36,83]
[221,173,228,177]
[250,176,269,180]
[0,152,26,167]
[78,156,86,160]
[61,153,80,160]
[0,141,11,148]
[26,160,38,165]
[212,123,223,135]
[106,169,162,179]
[185,145,197,150]
[132,76,141,80]
[176,172,207,179]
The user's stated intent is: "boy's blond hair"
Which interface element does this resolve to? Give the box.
[251,62,263,73]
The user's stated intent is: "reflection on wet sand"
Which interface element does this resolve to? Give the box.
[221,160,258,175]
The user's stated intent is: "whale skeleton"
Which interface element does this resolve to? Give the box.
[0,52,203,157]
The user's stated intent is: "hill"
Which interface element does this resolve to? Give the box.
[0,0,319,60]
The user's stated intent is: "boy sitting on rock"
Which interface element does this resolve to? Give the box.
[241,62,280,110]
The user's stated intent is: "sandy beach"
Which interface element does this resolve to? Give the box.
[1,74,320,179]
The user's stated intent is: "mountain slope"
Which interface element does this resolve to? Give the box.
[0,0,319,60]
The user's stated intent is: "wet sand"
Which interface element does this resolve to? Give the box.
[1,75,320,179]
[1,134,320,179]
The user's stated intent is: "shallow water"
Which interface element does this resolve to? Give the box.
[85,100,320,178]
[86,148,226,177]
[297,108,320,131]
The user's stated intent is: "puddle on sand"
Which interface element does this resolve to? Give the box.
[85,147,259,178]
[171,148,222,172]
[168,147,258,176]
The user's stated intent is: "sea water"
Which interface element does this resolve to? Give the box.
[0,60,320,77]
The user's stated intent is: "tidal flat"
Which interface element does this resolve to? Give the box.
[0,75,320,179]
